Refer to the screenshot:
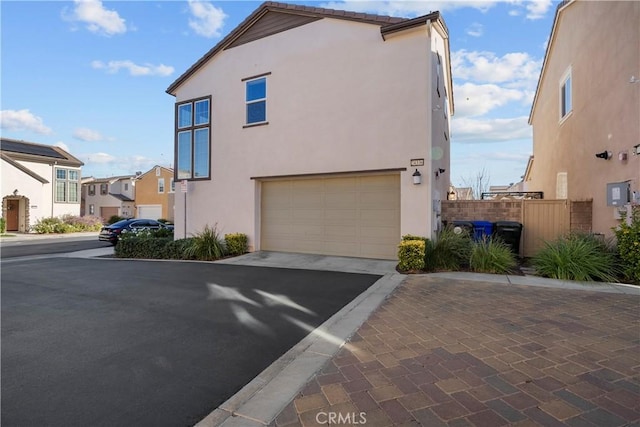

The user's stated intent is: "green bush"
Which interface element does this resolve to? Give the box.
[107,215,124,225]
[225,233,248,256]
[398,239,426,272]
[424,226,472,272]
[532,233,620,282]
[115,237,174,259]
[32,217,63,234]
[470,237,517,274]
[0,217,6,234]
[183,224,227,261]
[613,209,640,284]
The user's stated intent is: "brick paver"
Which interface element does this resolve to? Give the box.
[270,276,640,426]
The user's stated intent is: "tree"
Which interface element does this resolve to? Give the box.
[461,166,491,200]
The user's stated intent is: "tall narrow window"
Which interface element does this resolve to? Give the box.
[560,69,572,119]
[245,77,267,125]
[54,168,80,203]
[175,96,211,180]
[158,178,165,193]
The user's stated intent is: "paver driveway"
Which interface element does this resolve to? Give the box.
[275,275,640,426]
[1,258,380,427]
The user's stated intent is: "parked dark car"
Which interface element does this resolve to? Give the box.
[99,219,174,245]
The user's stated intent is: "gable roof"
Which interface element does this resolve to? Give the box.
[1,153,49,183]
[135,165,174,180]
[1,137,84,167]
[528,0,573,124]
[166,1,441,95]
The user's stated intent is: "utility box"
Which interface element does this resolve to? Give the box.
[607,182,630,206]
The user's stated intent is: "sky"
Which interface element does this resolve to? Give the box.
[1,0,559,189]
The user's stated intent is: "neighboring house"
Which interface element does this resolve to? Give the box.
[1,138,83,232]
[82,175,136,221]
[134,165,175,221]
[166,1,454,260]
[447,186,474,201]
[526,0,640,236]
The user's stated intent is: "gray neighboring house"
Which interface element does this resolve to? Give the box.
[81,175,136,220]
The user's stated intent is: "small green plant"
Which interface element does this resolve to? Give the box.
[532,233,620,282]
[107,215,124,225]
[398,239,426,271]
[225,233,248,256]
[183,224,227,261]
[424,226,472,272]
[469,237,517,274]
[613,209,640,284]
[0,217,6,234]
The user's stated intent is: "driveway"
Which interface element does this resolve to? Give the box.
[1,257,382,427]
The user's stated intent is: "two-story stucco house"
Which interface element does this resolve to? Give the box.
[134,165,175,221]
[166,1,454,260]
[1,138,84,232]
[526,0,640,236]
[82,175,136,221]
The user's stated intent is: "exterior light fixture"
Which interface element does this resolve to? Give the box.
[447,190,456,200]
[595,150,612,160]
[13,189,18,196]
[412,169,422,185]
[435,168,446,178]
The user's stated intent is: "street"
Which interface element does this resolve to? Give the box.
[1,241,381,426]
[0,235,108,258]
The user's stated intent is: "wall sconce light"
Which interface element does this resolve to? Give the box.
[447,190,456,200]
[634,144,640,156]
[435,168,446,178]
[412,169,422,185]
[13,189,18,196]
[595,150,612,160]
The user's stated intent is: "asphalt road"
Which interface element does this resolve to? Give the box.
[0,237,109,258]
[1,256,380,427]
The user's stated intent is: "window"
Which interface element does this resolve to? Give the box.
[170,178,175,193]
[124,183,129,191]
[175,96,210,180]
[100,183,108,195]
[556,172,568,199]
[88,185,95,196]
[155,167,161,177]
[158,178,165,193]
[89,204,95,215]
[55,168,79,203]
[245,76,267,125]
[560,69,572,119]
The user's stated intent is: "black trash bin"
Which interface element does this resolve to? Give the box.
[451,220,474,237]
[493,221,523,256]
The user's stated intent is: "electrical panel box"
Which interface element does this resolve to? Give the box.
[607,182,630,206]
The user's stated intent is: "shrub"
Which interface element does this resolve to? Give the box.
[107,215,124,225]
[225,233,248,256]
[61,214,104,232]
[424,226,472,272]
[183,224,227,261]
[0,217,6,234]
[613,209,640,284]
[398,239,426,272]
[32,217,63,234]
[470,237,517,274]
[115,236,174,259]
[532,233,620,282]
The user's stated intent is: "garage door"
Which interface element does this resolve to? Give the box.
[261,174,400,260]
[137,205,163,220]
[100,207,119,221]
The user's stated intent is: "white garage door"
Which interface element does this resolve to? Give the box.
[137,205,162,220]
[261,174,400,260]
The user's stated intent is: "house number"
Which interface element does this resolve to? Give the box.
[410,159,424,167]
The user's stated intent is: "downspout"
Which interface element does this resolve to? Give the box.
[51,161,57,218]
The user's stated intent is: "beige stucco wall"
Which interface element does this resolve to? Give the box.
[173,18,450,248]
[135,167,175,221]
[527,0,640,236]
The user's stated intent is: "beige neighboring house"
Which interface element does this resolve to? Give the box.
[1,138,83,232]
[82,175,136,221]
[134,165,175,221]
[526,0,640,236]
[166,1,454,260]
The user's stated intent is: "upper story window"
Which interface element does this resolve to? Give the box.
[243,73,270,126]
[158,178,165,193]
[169,178,175,193]
[560,68,572,120]
[55,168,79,203]
[176,96,210,180]
[88,184,95,196]
[124,183,129,191]
[155,167,161,176]
[100,183,108,195]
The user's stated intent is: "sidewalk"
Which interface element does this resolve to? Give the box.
[0,231,99,243]
[267,274,639,426]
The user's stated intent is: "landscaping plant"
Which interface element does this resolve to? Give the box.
[469,237,517,274]
[0,217,6,234]
[613,209,640,284]
[423,226,472,272]
[225,233,248,256]
[532,233,620,282]
[398,239,426,272]
[183,224,227,261]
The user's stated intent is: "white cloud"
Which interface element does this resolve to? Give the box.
[91,60,174,77]
[454,83,525,117]
[66,0,127,36]
[525,0,553,20]
[466,23,484,37]
[320,1,498,16]
[73,128,104,141]
[83,152,116,164]
[452,116,532,142]
[188,0,227,38]
[54,142,70,152]
[452,50,542,86]
[0,109,53,135]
